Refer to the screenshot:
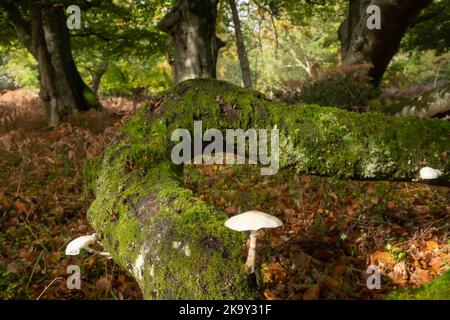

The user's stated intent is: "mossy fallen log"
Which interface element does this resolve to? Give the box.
[86,79,449,299]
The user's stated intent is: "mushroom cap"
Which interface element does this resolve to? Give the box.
[420,167,443,180]
[225,211,283,232]
[65,234,97,256]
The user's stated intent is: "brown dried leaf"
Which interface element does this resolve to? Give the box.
[303,284,320,300]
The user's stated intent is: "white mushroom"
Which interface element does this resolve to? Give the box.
[420,167,443,180]
[225,211,283,273]
[65,233,111,258]
[65,234,96,255]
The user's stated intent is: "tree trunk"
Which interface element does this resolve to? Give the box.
[339,0,433,86]
[91,63,108,96]
[5,3,101,126]
[158,0,225,83]
[30,6,59,126]
[86,79,449,299]
[228,0,253,88]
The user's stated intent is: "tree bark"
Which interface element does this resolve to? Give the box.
[339,0,433,86]
[4,3,101,126]
[86,79,449,299]
[30,6,58,126]
[158,0,225,83]
[228,0,253,88]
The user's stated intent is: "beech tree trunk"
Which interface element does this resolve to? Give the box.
[158,0,225,83]
[228,0,253,88]
[339,0,433,86]
[2,2,101,126]
[86,80,449,299]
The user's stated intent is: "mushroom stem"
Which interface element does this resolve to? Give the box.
[84,246,112,259]
[245,230,258,273]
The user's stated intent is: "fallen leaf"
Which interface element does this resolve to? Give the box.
[291,292,302,300]
[414,269,432,285]
[430,259,442,272]
[393,261,408,280]
[334,265,346,277]
[322,278,341,291]
[370,251,395,265]
[387,201,395,209]
[224,206,236,214]
[0,192,9,208]
[426,240,438,251]
[264,290,276,300]
[17,248,33,260]
[303,284,320,300]
[13,200,26,213]
[96,276,110,288]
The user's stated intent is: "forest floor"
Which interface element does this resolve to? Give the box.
[0,89,449,300]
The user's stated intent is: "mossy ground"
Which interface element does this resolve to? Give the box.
[388,270,450,300]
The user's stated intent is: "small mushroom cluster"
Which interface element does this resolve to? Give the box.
[65,233,111,258]
[225,210,283,274]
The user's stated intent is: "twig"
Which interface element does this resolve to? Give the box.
[36,277,64,300]
[27,251,45,289]
[1,182,21,218]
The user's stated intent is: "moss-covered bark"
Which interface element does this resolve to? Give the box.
[87,79,449,299]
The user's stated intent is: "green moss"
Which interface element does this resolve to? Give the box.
[86,100,258,298]
[87,155,256,298]
[387,270,450,300]
[83,155,101,195]
[139,187,255,299]
[367,99,383,112]
[298,75,378,108]
[155,79,449,180]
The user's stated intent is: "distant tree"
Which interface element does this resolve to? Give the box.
[339,0,433,86]
[0,1,101,126]
[228,0,253,88]
[158,0,225,83]
[272,0,440,86]
[69,0,166,96]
